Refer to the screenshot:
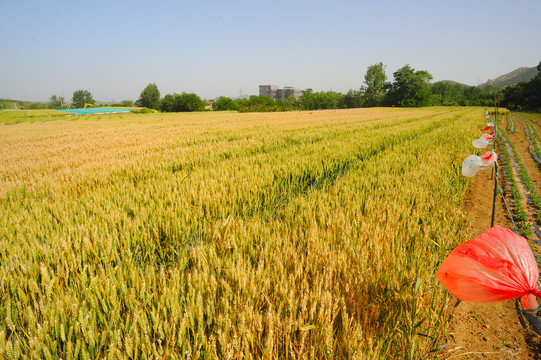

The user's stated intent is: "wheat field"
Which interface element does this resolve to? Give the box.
[0,107,482,359]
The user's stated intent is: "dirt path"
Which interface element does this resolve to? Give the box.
[442,114,541,359]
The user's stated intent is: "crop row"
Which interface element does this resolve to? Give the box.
[499,116,541,226]
[523,113,541,124]
[506,114,517,133]
[515,114,541,166]
[0,108,480,359]
[498,129,533,237]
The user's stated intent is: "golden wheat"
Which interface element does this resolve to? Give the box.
[0,107,482,359]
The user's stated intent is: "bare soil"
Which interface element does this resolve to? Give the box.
[441,115,541,359]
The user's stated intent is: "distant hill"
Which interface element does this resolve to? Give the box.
[436,80,469,86]
[480,66,537,88]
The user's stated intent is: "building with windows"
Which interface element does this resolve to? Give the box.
[259,85,302,101]
[258,85,279,99]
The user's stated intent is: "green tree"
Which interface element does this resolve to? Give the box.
[312,91,342,109]
[299,89,344,110]
[160,94,176,112]
[159,93,204,112]
[362,62,387,107]
[386,65,432,107]
[177,93,204,112]
[212,97,238,111]
[249,95,275,106]
[286,95,298,107]
[463,86,490,106]
[502,84,525,110]
[49,95,65,109]
[299,89,314,110]
[71,90,94,108]
[340,89,363,108]
[430,82,466,106]
[136,83,160,109]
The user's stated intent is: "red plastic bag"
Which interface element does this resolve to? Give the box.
[480,151,497,170]
[481,133,494,140]
[437,226,541,305]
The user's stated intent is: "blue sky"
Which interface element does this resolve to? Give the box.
[1,0,540,102]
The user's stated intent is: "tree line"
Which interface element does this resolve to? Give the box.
[208,63,500,112]
[132,63,503,114]
[10,61,539,112]
[2,91,133,110]
[136,84,205,112]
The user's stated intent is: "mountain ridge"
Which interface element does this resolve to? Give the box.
[479,66,537,87]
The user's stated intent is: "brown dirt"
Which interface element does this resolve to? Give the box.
[441,114,541,359]
[508,116,541,197]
